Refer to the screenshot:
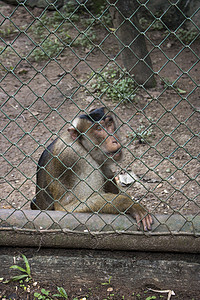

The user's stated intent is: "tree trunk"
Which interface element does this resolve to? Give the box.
[109,0,156,88]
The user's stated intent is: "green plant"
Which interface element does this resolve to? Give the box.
[101,276,112,286]
[34,288,52,300]
[72,28,97,49]
[88,63,136,102]
[53,287,69,299]
[30,36,70,61]
[127,124,154,144]
[0,24,18,37]
[161,77,186,94]
[30,5,98,56]
[31,6,78,37]
[140,16,199,44]
[139,17,164,31]
[29,2,112,55]
[95,5,112,27]
[10,254,32,282]
[60,3,80,22]
[176,28,198,44]
[151,19,164,31]
[52,286,78,299]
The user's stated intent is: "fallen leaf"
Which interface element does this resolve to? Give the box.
[177,88,186,94]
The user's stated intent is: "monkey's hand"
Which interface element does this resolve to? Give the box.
[129,204,153,231]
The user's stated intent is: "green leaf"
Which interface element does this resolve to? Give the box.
[21,254,31,276]
[56,287,68,298]
[10,274,28,281]
[177,88,186,94]
[10,265,27,273]
[41,288,50,295]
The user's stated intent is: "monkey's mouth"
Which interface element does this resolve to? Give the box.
[106,149,122,159]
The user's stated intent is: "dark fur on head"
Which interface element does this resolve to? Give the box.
[79,107,106,123]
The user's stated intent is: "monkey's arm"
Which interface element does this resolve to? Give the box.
[54,192,153,231]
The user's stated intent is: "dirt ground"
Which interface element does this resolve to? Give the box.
[0,1,199,214]
[1,277,199,300]
[0,247,200,300]
[0,1,200,298]
[1,276,199,300]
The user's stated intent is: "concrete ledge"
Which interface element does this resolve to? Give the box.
[0,209,199,252]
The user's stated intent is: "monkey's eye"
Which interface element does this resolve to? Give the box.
[96,125,102,131]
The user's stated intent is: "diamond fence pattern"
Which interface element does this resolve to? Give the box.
[0,0,199,238]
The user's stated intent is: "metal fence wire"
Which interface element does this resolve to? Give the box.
[0,0,199,249]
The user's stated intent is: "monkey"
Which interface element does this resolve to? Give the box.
[31,107,153,231]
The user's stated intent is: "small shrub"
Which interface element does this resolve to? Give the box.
[0,24,18,37]
[88,63,136,102]
[72,28,97,49]
[127,124,154,144]
[176,28,198,44]
[30,35,71,61]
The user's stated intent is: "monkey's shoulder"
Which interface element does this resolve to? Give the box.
[38,137,75,161]
[39,135,100,168]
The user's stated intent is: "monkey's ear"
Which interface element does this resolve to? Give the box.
[68,127,79,140]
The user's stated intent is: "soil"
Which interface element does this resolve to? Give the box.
[0,247,200,300]
[0,1,199,299]
[0,1,199,214]
[1,278,198,300]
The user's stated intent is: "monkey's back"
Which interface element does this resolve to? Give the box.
[35,134,104,210]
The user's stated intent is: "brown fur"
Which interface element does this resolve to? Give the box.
[32,107,152,230]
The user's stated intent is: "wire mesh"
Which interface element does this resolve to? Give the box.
[0,0,199,239]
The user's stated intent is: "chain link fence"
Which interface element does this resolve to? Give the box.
[0,0,199,250]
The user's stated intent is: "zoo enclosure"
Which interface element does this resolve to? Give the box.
[0,0,199,251]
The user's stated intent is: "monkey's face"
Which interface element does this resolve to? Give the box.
[68,107,122,165]
[82,115,122,164]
